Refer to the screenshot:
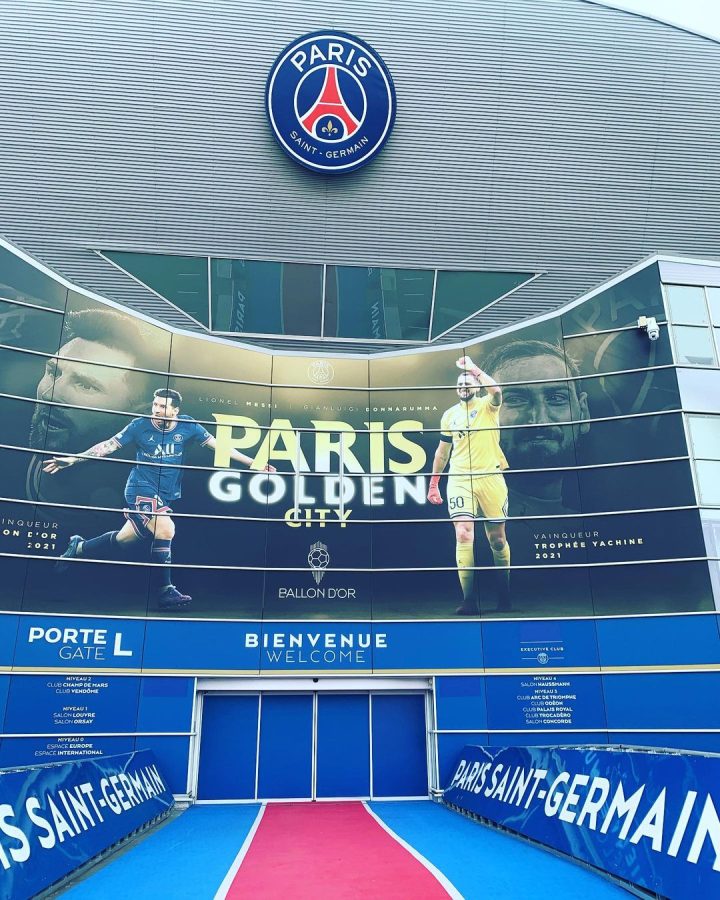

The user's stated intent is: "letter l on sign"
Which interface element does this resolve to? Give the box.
[113,633,133,657]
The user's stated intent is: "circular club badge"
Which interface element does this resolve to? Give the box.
[266,31,396,174]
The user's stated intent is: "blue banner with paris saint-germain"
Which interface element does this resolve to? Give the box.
[443,744,720,899]
[0,749,173,899]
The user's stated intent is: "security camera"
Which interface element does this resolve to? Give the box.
[637,315,660,341]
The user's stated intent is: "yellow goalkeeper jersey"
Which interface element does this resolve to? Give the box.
[440,394,508,475]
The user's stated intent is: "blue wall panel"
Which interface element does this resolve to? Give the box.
[0,675,10,732]
[257,694,313,799]
[3,607,720,797]
[0,735,135,768]
[603,672,720,729]
[371,694,427,797]
[482,618,600,669]
[485,673,607,731]
[136,676,194,732]
[258,623,373,672]
[3,674,140,733]
[373,622,483,672]
[138,735,191,795]
[437,733,487,788]
[609,732,720,753]
[197,694,259,800]
[316,694,370,798]
[143,621,260,673]
[489,732,609,747]
[435,676,487,730]
[596,615,720,667]
[13,615,144,670]
[0,615,18,666]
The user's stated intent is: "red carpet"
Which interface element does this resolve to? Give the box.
[225,802,451,899]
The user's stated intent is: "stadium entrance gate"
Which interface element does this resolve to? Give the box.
[192,677,431,802]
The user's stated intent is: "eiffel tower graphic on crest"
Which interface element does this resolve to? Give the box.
[301,67,361,140]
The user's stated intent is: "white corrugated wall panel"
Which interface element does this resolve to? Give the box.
[0,0,719,348]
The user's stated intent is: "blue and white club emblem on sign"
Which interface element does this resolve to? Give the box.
[266,31,396,174]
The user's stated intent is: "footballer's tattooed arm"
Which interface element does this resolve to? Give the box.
[43,437,121,474]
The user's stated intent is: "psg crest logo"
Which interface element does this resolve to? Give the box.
[266,31,396,174]
[307,359,334,385]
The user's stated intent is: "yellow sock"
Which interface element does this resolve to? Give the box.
[492,543,511,568]
[456,542,475,601]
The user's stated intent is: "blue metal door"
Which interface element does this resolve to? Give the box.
[197,694,259,800]
[316,693,370,798]
[371,694,428,798]
[257,694,314,799]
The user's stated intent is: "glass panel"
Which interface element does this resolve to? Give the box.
[700,510,720,609]
[696,460,720,505]
[578,459,695,513]
[564,326,672,376]
[168,331,272,382]
[324,266,433,340]
[707,287,720,323]
[688,416,720,460]
[431,271,531,339]
[677,368,720,413]
[665,285,708,324]
[590,560,713,616]
[578,367,681,419]
[0,246,68,311]
[0,347,60,404]
[673,325,716,365]
[0,299,64,353]
[211,258,280,333]
[583,509,705,565]
[562,263,664,333]
[210,259,322,336]
[575,412,687,466]
[64,293,173,373]
[103,251,209,327]
[23,555,152,618]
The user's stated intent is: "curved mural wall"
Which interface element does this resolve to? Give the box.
[0,244,712,622]
[2,242,720,788]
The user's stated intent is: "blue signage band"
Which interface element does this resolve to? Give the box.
[266,30,397,174]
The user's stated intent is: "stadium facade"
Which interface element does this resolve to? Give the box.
[0,0,719,803]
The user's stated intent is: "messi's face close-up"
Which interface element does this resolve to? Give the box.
[151,395,180,424]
